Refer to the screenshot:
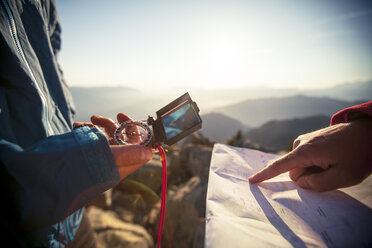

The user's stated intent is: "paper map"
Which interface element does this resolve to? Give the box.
[205,144,372,248]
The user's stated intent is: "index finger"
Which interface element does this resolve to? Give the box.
[248,149,313,183]
[91,115,118,138]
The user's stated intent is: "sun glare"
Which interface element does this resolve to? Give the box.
[194,22,278,89]
[59,1,372,90]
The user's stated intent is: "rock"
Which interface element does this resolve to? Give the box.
[168,175,208,237]
[87,189,113,210]
[112,179,160,225]
[160,176,205,248]
[115,206,135,223]
[192,218,206,248]
[179,145,212,182]
[87,138,214,248]
[181,132,214,147]
[86,206,154,248]
[142,201,161,238]
[167,142,212,187]
[186,145,212,181]
[126,158,163,193]
[183,178,208,218]
[168,176,201,202]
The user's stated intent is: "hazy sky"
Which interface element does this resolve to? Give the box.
[57,0,372,90]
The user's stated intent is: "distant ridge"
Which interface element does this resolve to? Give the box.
[70,86,145,122]
[215,95,364,127]
[304,80,372,101]
[69,81,370,126]
[244,115,330,152]
[200,113,249,142]
[196,80,372,111]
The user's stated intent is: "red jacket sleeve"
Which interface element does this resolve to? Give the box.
[331,101,372,125]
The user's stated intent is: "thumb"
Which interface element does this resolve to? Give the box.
[296,167,342,192]
[111,145,153,168]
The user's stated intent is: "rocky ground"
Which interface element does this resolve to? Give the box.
[86,133,214,248]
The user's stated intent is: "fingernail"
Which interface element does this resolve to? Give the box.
[248,174,257,183]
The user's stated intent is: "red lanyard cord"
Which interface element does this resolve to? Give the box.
[156,145,167,248]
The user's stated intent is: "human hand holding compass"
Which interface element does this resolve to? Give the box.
[73,113,153,180]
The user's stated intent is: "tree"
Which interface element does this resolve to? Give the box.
[226,130,243,145]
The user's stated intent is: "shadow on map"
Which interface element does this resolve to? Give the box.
[249,181,372,247]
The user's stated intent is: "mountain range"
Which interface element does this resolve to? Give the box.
[199,112,249,143]
[192,80,372,110]
[70,86,171,122]
[244,115,330,152]
[215,95,364,127]
[70,81,370,149]
[70,80,371,123]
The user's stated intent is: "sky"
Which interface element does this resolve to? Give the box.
[57,0,372,90]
